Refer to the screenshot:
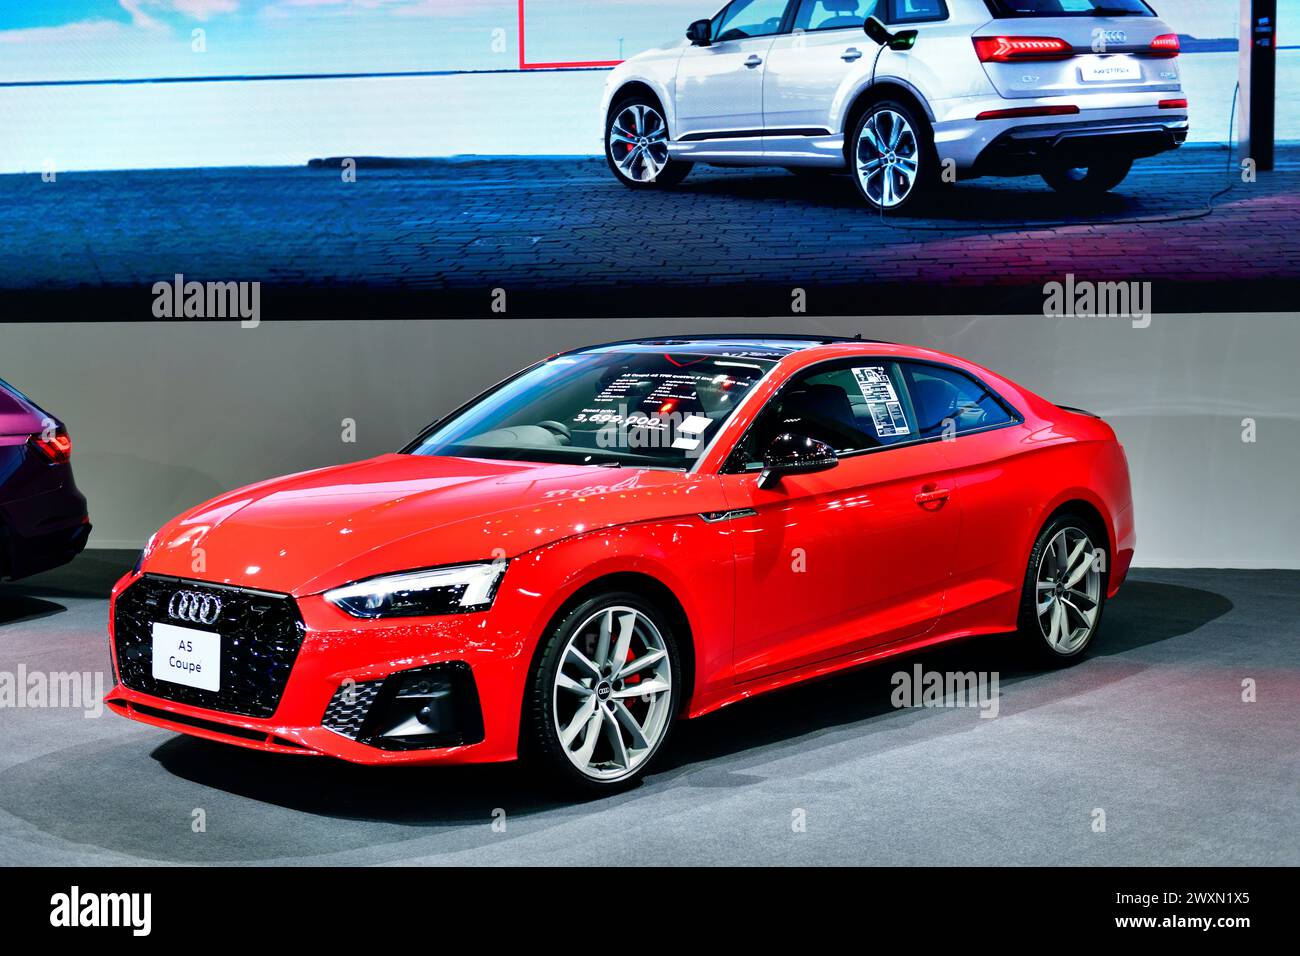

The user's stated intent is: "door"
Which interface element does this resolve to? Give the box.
[674,0,794,140]
[894,360,1029,623]
[718,359,958,682]
[763,0,882,134]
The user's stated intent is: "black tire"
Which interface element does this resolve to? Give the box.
[847,99,936,214]
[1016,512,1110,666]
[1040,155,1133,195]
[524,590,682,793]
[604,96,693,190]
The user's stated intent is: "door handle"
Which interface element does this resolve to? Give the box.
[915,488,952,506]
[744,55,764,68]
[842,47,864,62]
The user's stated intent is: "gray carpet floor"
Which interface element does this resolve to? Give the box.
[1,551,1296,866]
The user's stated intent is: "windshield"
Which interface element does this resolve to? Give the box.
[405,350,777,470]
[985,0,1154,16]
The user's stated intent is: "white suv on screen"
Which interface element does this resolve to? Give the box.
[600,0,1188,211]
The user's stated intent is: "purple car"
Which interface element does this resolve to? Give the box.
[0,377,90,581]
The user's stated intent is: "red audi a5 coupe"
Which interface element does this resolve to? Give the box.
[108,336,1135,789]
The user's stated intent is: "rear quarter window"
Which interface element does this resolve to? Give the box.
[898,362,1017,438]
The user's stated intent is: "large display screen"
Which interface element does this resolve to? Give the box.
[0,0,1292,172]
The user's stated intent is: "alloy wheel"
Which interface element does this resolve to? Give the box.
[608,104,671,184]
[552,605,674,781]
[855,108,920,209]
[1035,527,1103,654]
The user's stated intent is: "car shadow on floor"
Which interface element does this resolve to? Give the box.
[662,579,1233,771]
[677,167,1202,225]
[0,550,133,627]
[147,579,1232,823]
[0,594,66,626]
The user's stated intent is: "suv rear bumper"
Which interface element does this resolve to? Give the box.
[969,119,1187,178]
[932,91,1188,173]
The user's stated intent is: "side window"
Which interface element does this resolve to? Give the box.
[714,0,794,42]
[898,362,1015,439]
[735,360,917,467]
[886,0,948,24]
[792,0,882,33]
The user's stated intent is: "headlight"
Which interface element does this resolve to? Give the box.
[324,562,508,619]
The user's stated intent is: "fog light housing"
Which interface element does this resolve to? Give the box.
[321,663,484,751]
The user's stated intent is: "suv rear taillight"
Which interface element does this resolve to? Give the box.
[31,429,72,464]
[1147,34,1180,58]
[973,36,1074,62]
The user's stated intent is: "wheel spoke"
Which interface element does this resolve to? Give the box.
[1064,549,1096,589]
[573,709,603,766]
[560,695,598,748]
[863,122,886,155]
[617,146,643,175]
[612,700,651,751]
[566,645,601,681]
[1062,596,1097,628]
[557,671,593,696]
[1048,601,1065,648]
[612,677,670,700]
[1060,595,1092,632]
[595,609,614,670]
[1037,593,1055,617]
[1064,537,1089,573]
[1053,535,1068,577]
[610,612,636,673]
[602,705,630,769]
[887,113,904,149]
[618,647,666,680]
[1067,588,1097,611]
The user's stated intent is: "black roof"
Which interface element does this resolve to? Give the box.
[568,333,880,359]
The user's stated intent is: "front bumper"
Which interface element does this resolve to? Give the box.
[106,574,532,765]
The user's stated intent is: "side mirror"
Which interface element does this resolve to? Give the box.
[757,433,839,490]
[864,16,919,52]
[687,19,712,47]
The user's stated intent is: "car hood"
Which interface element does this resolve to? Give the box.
[141,454,712,596]
[616,39,687,71]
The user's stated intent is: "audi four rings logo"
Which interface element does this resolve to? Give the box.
[1102,30,1126,44]
[168,591,223,626]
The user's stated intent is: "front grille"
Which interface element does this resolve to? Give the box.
[113,575,305,719]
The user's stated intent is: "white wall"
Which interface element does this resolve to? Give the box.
[2,314,1296,569]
